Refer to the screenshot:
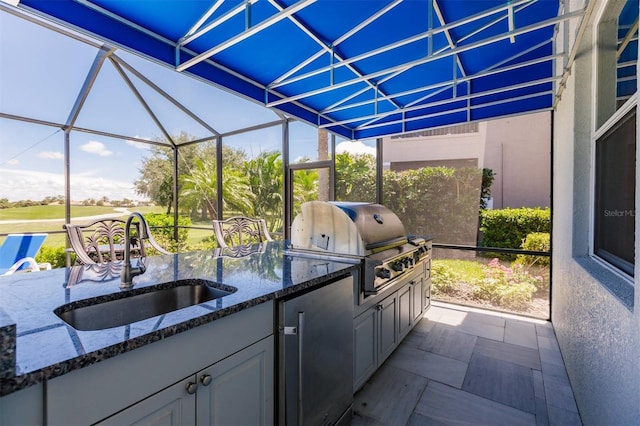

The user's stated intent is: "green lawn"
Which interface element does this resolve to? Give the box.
[433,258,487,282]
[0,205,165,247]
[0,205,163,220]
[0,208,267,250]
[186,220,215,246]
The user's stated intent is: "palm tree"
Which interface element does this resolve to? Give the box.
[244,151,284,233]
[292,169,319,219]
[180,157,254,220]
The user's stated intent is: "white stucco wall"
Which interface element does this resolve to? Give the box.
[552,14,640,425]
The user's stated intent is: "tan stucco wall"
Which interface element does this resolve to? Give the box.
[382,126,487,166]
[484,112,551,208]
[382,113,551,209]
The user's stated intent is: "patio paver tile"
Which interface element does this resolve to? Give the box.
[547,404,582,426]
[539,347,565,368]
[351,412,383,426]
[535,397,551,426]
[544,374,579,414]
[537,335,561,352]
[533,370,550,426]
[541,360,570,382]
[415,381,536,426]
[387,345,468,388]
[402,330,427,349]
[455,320,505,342]
[352,304,581,426]
[462,353,536,414]
[418,323,477,362]
[536,323,556,338]
[352,364,428,426]
[505,320,539,350]
[465,310,507,328]
[411,316,437,335]
[474,337,541,370]
[406,411,447,426]
[432,307,468,326]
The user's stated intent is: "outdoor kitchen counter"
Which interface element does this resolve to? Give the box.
[0,241,358,397]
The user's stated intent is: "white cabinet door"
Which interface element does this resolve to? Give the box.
[378,292,398,364]
[0,383,43,426]
[412,275,425,324]
[353,307,378,392]
[97,377,196,426]
[46,302,274,426]
[196,336,274,425]
[424,259,431,311]
[398,283,412,340]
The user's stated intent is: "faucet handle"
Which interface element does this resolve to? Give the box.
[136,257,147,274]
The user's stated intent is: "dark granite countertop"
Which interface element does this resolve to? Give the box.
[0,241,359,397]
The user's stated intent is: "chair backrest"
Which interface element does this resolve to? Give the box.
[213,242,268,258]
[0,233,47,271]
[212,216,273,248]
[64,217,169,265]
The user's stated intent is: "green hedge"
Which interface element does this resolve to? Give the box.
[516,232,551,267]
[36,246,70,269]
[480,207,550,250]
[383,167,482,245]
[145,213,192,251]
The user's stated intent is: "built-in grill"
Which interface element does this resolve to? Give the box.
[290,201,431,296]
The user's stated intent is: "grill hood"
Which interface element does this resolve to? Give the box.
[290,201,408,257]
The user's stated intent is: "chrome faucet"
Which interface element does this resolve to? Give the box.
[120,212,148,290]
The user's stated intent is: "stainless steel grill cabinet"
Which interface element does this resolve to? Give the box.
[290,201,431,296]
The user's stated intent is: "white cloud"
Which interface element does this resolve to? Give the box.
[37,151,64,160]
[336,141,376,156]
[0,168,142,202]
[81,140,113,157]
[6,159,19,166]
[126,136,152,150]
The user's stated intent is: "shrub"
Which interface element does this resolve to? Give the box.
[471,258,539,309]
[431,261,462,295]
[145,213,191,251]
[36,246,70,269]
[480,207,550,251]
[187,235,217,251]
[516,232,550,267]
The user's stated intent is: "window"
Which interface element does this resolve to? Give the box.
[592,0,638,278]
[594,107,636,276]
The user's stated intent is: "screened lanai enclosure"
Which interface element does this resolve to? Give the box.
[0,0,599,319]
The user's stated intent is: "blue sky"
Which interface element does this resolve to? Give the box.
[0,10,375,202]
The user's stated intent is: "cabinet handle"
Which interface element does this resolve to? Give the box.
[376,304,384,311]
[297,311,305,426]
[200,374,212,387]
[185,381,198,395]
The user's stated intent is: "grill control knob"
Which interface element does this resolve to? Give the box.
[376,268,391,279]
[391,261,404,272]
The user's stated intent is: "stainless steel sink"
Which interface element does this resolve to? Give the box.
[55,279,237,331]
